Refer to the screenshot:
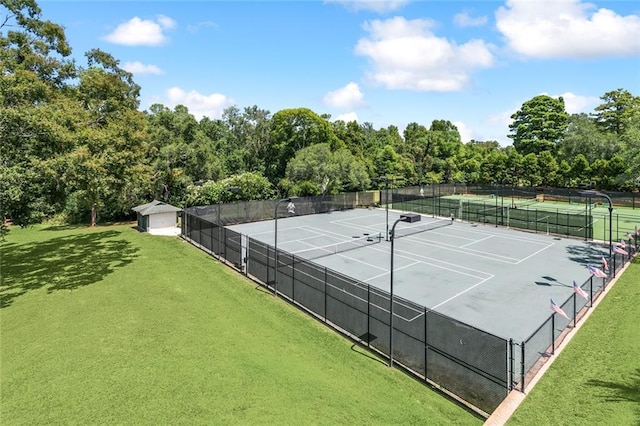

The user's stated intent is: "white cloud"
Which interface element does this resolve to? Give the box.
[354,17,495,91]
[324,0,410,14]
[187,21,218,34]
[488,108,515,128]
[156,15,176,29]
[104,16,176,46]
[334,112,359,123]
[122,61,163,75]
[323,82,366,109]
[453,11,488,28]
[496,0,640,58]
[548,92,600,114]
[452,121,473,143]
[166,87,235,119]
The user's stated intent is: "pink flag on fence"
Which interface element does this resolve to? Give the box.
[573,281,589,300]
[588,265,607,278]
[601,256,609,271]
[613,245,628,256]
[550,299,570,320]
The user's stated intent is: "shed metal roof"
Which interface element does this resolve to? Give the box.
[132,200,182,216]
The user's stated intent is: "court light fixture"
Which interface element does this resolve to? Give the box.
[274,196,299,297]
[389,213,421,367]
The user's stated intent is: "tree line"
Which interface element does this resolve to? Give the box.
[2,0,639,227]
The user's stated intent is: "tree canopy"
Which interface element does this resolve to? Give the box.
[1,0,639,227]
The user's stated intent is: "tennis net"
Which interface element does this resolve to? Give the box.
[394,218,453,239]
[515,198,538,208]
[290,233,383,261]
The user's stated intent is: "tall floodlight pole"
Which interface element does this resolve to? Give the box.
[374,177,392,241]
[580,190,613,257]
[274,197,298,297]
[389,213,421,367]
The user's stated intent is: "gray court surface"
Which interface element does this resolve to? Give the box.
[229,208,608,342]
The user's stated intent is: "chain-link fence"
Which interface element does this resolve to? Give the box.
[515,238,638,391]
[181,188,639,415]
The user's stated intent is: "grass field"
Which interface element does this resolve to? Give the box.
[0,224,482,425]
[507,256,640,425]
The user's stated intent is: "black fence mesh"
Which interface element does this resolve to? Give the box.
[181,189,639,415]
[391,189,594,239]
[516,239,638,391]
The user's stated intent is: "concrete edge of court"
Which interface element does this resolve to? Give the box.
[483,258,634,426]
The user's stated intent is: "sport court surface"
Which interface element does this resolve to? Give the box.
[229,208,607,342]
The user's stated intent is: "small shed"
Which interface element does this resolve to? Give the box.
[132,200,182,236]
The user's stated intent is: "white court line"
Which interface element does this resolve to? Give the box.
[431,276,494,310]
[335,252,388,272]
[298,227,494,319]
[392,249,492,280]
[330,213,387,231]
[396,250,493,279]
[443,226,554,244]
[363,261,421,282]
[460,234,494,248]
[370,250,495,312]
[403,237,520,263]
[515,242,555,264]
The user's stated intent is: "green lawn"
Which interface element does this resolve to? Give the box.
[508,256,640,425]
[0,224,482,425]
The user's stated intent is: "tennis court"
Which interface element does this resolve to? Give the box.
[229,208,608,342]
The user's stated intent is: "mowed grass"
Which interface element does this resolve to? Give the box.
[508,256,640,425]
[0,224,482,425]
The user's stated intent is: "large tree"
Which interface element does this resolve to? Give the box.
[59,50,149,226]
[509,95,568,156]
[559,113,619,163]
[282,143,369,196]
[0,0,75,225]
[593,88,640,136]
[266,108,341,185]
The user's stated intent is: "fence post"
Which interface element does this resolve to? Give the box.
[292,257,295,302]
[367,286,371,348]
[590,276,594,307]
[424,306,428,380]
[520,342,526,392]
[323,266,328,322]
[612,255,616,280]
[509,339,514,391]
[551,315,556,355]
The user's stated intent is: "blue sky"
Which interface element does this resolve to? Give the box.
[40,0,640,145]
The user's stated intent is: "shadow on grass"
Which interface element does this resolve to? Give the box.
[586,369,640,421]
[0,230,138,308]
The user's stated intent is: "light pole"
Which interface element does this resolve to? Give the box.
[373,177,392,241]
[580,190,613,257]
[218,186,240,260]
[389,213,421,367]
[274,196,298,297]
